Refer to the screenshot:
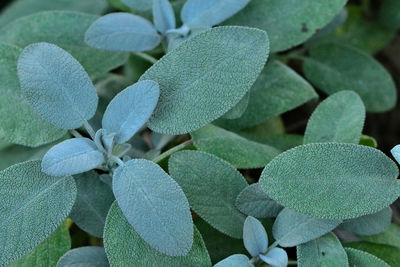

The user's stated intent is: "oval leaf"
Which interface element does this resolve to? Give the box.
[153,0,176,34]
[304,91,365,144]
[0,161,76,266]
[113,159,193,256]
[259,248,288,267]
[272,209,341,247]
[169,150,247,238]
[104,202,211,266]
[243,216,268,257]
[85,12,160,52]
[345,248,389,267]
[57,247,109,267]
[102,80,159,144]
[140,26,269,134]
[259,143,400,219]
[42,138,104,176]
[214,254,252,267]
[18,43,98,129]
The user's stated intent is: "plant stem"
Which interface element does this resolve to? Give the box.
[70,129,83,138]
[288,260,297,266]
[83,120,96,139]
[134,52,158,64]
[152,139,193,163]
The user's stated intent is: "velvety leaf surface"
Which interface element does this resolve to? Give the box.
[42,138,104,176]
[120,0,152,11]
[9,221,70,267]
[224,0,347,52]
[113,159,193,256]
[0,11,128,78]
[304,91,365,144]
[345,248,389,267]
[153,0,176,34]
[0,43,65,147]
[169,150,247,238]
[360,224,400,248]
[259,143,400,219]
[221,92,250,120]
[191,125,280,169]
[140,26,269,134]
[214,254,252,267]
[104,202,211,266]
[18,43,98,129]
[85,13,161,52]
[70,171,115,238]
[0,0,108,26]
[344,242,400,267]
[57,246,109,267]
[272,209,341,247]
[297,233,348,267]
[236,183,283,218]
[0,160,76,266]
[340,207,392,236]
[243,216,268,256]
[259,248,288,267]
[181,0,250,28]
[216,60,317,130]
[303,43,397,112]
[102,81,159,144]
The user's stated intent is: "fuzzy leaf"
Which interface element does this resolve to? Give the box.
[345,248,389,267]
[169,150,247,238]
[340,207,392,236]
[216,60,317,130]
[344,242,400,267]
[0,43,65,147]
[303,43,397,112]
[297,233,349,267]
[304,91,365,144]
[57,247,109,267]
[85,13,160,52]
[222,92,250,120]
[0,11,128,78]
[153,0,176,34]
[181,0,250,28]
[104,202,211,266]
[259,143,400,219]
[18,43,98,129]
[273,209,341,247]
[224,0,347,52]
[236,183,283,218]
[69,171,115,238]
[191,125,280,169]
[391,145,400,165]
[120,0,152,11]
[214,254,252,267]
[140,26,269,134]
[259,248,288,267]
[10,221,70,267]
[113,159,193,256]
[102,81,159,144]
[0,161,76,266]
[243,216,268,256]
[42,138,104,176]
[360,224,400,248]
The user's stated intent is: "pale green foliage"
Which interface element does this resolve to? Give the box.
[360,224,400,248]
[344,242,399,267]
[169,150,247,238]
[243,216,268,257]
[214,254,252,267]
[259,143,400,219]
[57,247,109,267]
[297,233,348,267]
[304,91,365,144]
[140,26,269,134]
[345,248,389,267]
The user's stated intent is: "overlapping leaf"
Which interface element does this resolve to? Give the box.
[345,248,389,267]
[57,247,109,267]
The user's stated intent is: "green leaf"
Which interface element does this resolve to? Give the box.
[304,91,365,144]
[236,183,283,218]
[120,0,152,11]
[273,209,341,247]
[260,248,288,267]
[360,224,400,248]
[18,43,98,130]
[169,150,247,238]
[0,43,65,147]
[0,0,108,26]
[345,248,389,267]
[104,202,211,266]
[0,11,128,78]
[214,254,252,267]
[303,43,397,112]
[297,233,349,267]
[340,207,392,236]
[140,26,269,134]
[344,242,400,267]
[69,171,115,238]
[9,221,70,267]
[57,246,109,267]
[359,135,378,148]
[224,0,347,52]
[113,159,193,256]
[0,160,76,266]
[243,216,268,256]
[379,0,400,30]
[191,124,280,169]
[216,60,317,130]
[259,143,400,219]
[221,92,250,120]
